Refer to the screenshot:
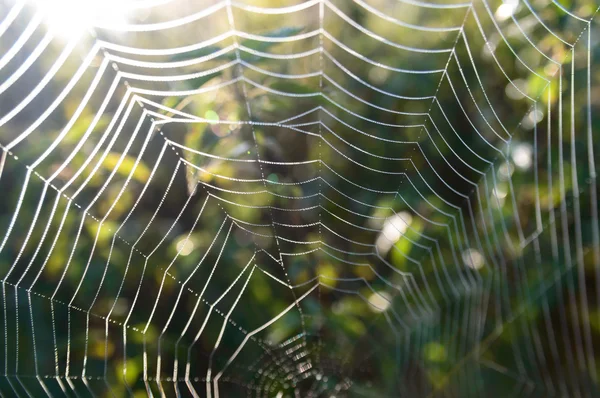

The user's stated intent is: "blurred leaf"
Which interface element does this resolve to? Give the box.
[353,264,375,280]
[339,315,366,337]
[269,81,315,95]
[85,219,118,246]
[317,262,338,286]
[427,369,449,389]
[240,26,305,63]
[424,342,447,363]
[204,109,219,123]
[90,338,114,359]
[182,71,221,90]
[267,313,301,345]
[250,270,272,303]
[169,45,223,62]
[241,26,304,53]
[102,152,151,183]
[116,359,141,386]
[182,125,209,195]
[64,114,110,145]
[168,71,222,110]
[390,219,423,271]
[527,70,550,99]
[186,166,199,196]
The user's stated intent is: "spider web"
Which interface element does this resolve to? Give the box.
[0,0,598,396]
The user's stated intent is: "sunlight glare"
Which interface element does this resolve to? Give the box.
[495,0,519,21]
[462,248,484,270]
[32,0,129,38]
[368,291,392,313]
[512,143,533,170]
[375,211,413,256]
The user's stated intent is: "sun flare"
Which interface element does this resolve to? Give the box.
[31,0,129,37]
